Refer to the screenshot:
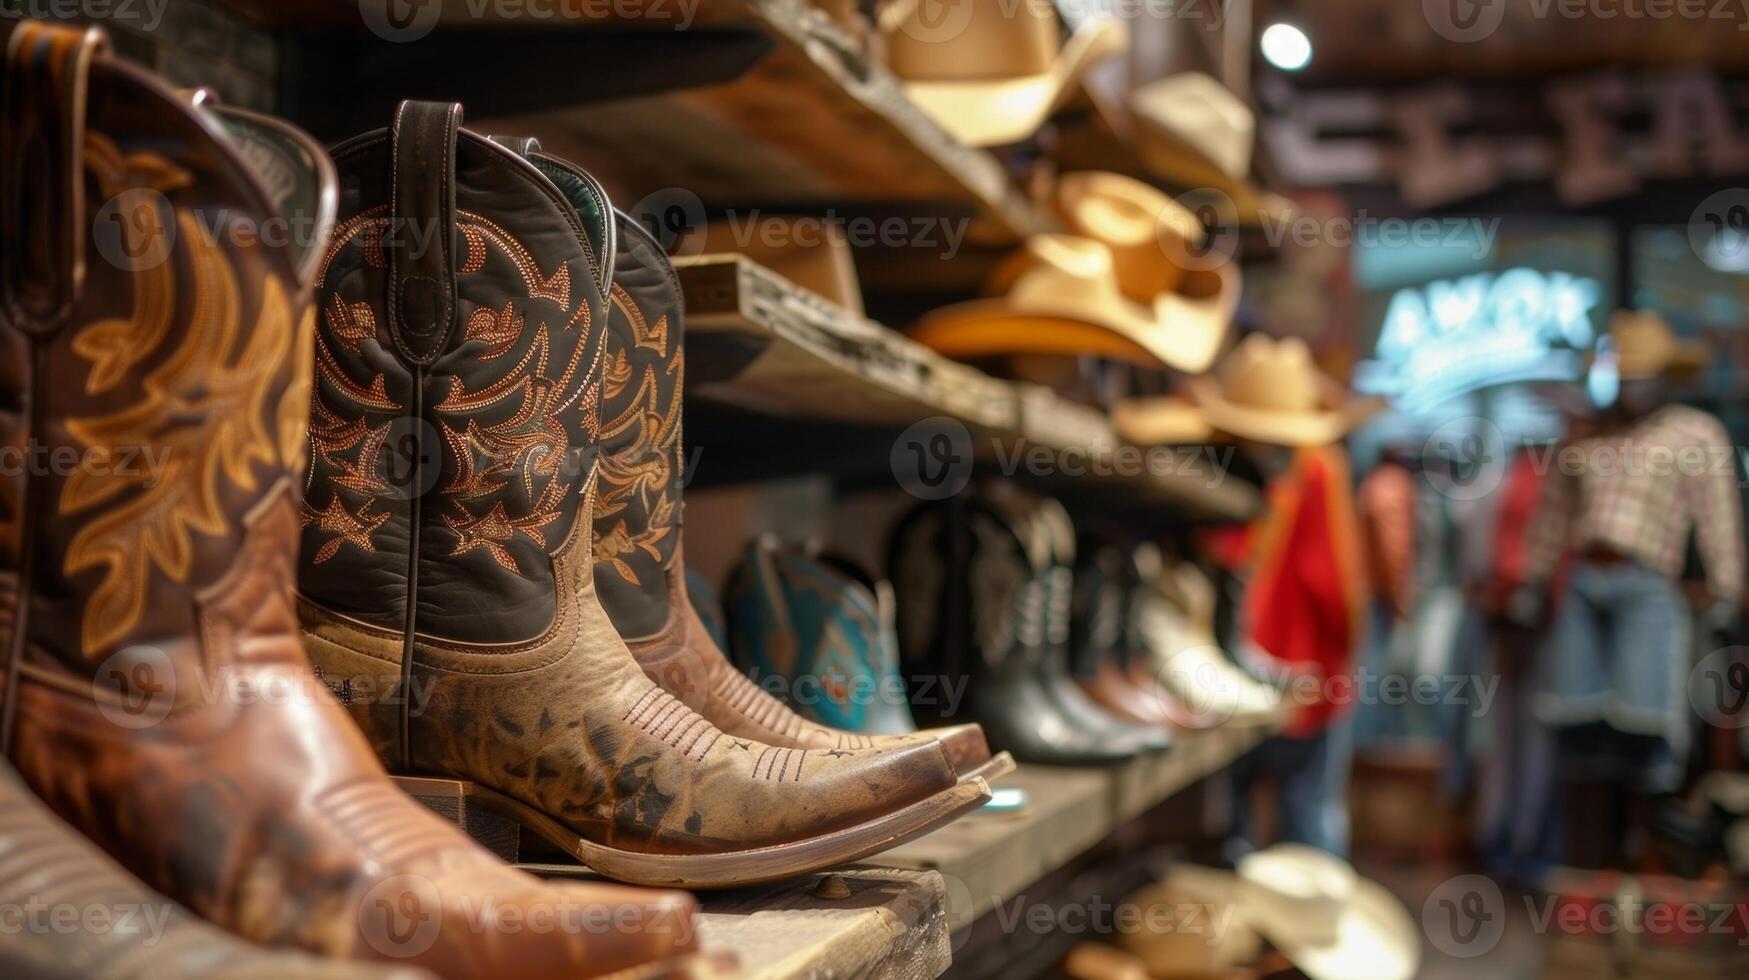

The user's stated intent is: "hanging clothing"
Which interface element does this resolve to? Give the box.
[1242,447,1369,738]
[1358,460,1416,619]
[1523,405,1744,604]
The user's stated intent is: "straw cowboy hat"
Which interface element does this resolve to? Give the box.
[885,0,1127,147]
[1235,845,1419,980]
[910,234,1230,373]
[1056,171,1241,373]
[677,215,867,315]
[1607,309,1708,380]
[1129,72,1295,228]
[1191,334,1384,446]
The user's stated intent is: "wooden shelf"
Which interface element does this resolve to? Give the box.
[676,254,1262,521]
[867,721,1273,924]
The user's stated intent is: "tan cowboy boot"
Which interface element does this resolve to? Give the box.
[589,206,1011,784]
[0,762,428,980]
[0,24,702,978]
[296,104,990,888]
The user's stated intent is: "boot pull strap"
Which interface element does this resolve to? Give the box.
[0,21,108,333]
[387,99,461,365]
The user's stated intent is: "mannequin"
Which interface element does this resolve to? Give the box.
[1519,311,1744,869]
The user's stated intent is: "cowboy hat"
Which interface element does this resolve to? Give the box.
[1606,309,1708,380]
[1191,334,1384,447]
[1129,72,1295,228]
[1056,171,1240,373]
[1118,867,1263,979]
[1236,845,1419,980]
[886,0,1127,147]
[910,235,1236,373]
[677,215,867,315]
[1113,396,1212,446]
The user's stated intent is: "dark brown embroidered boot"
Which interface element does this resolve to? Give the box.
[590,207,1011,785]
[0,25,701,978]
[297,104,990,888]
[0,762,426,980]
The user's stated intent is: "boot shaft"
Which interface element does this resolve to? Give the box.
[301,104,612,647]
[0,22,332,711]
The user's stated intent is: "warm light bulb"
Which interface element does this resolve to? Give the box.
[1261,23,1313,71]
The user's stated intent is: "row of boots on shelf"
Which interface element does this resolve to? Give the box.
[0,22,1009,978]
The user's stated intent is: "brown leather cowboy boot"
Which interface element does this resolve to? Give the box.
[0,24,701,978]
[296,103,990,888]
[0,761,427,980]
[590,206,1010,784]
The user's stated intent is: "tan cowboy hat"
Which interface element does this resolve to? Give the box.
[1117,867,1262,979]
[1236,845,1419,980]
[1056,171,1240,373]
[886,0,1127,148]
[1607,309,1708,380]
[1130,72,1295,228]
[1113,396,1211,446]
[911,235,1235,373]
[1191,334,1384,447]
[678,215,866,316]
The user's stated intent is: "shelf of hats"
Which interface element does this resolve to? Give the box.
[35,1,1749,980]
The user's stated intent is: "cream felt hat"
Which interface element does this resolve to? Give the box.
[1235,845,1420,980]
[1129,72,1295,228]
[911,234,1237,373]
[1191,334,1384,447]
[886,0,1127,147]
[1112,396,1211,446]
[1607,309,1708,380]
[1056,171,1240,373]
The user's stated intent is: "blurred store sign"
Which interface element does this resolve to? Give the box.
[1354,268,1601,411]
[1261,70,1749,209]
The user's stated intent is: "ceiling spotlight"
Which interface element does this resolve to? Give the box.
[1261,23,1313,71]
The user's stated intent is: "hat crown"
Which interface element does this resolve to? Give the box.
[1239,845,1356,948]
[888,0,1061,81]
[1132,72,1256,178]
[1057,171,1203,302]
[1218,335,1321,414]
[999,234,1127,305]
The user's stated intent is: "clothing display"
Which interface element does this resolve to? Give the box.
[722,537,918,736]
[4,6,1738,979]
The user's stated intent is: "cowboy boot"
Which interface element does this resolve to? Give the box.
[1071,545,1178,727]
[296,105,990,888]
[585,204,1009,781]
[0,25,700,978]
[994,485,1173,753]
[722,536,918,736]
[0,762,428,980]
[890,490,1139,765]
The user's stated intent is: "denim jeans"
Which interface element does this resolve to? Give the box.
[1225,718,1354,860]
[1535,559,1691,791]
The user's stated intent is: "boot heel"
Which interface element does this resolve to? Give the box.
[393,775,524,863]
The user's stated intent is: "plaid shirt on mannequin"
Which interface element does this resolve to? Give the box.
[1524,404,1745,604]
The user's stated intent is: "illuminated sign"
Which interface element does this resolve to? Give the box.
[1354,268,1602,412]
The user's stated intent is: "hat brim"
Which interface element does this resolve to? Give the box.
[1150,264,1239,374]
[1113,397,1211,446]
[902,19,1126,147]
[1250,878,1420,980]
[1615,339,1709,381]
[914,284,1231,372]
[1191,376,1385,447]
